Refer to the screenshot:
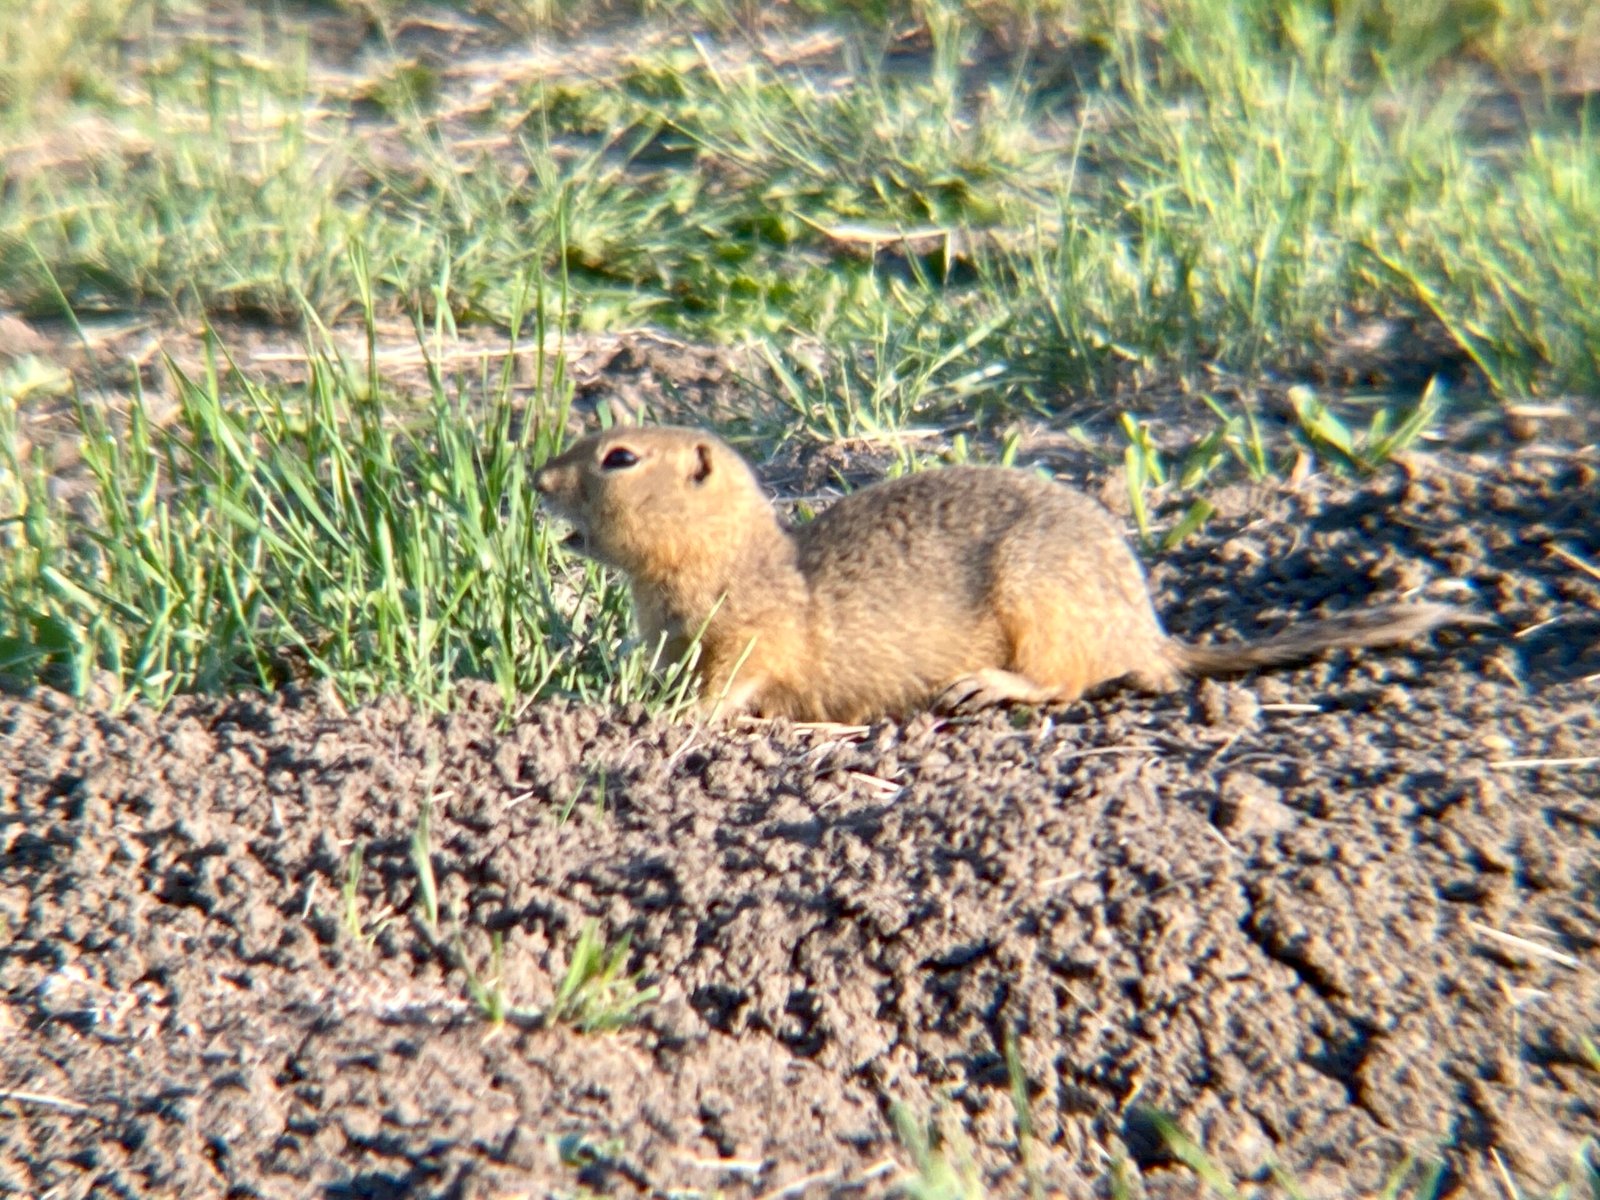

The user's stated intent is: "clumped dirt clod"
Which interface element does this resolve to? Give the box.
[3,449,1598,1199]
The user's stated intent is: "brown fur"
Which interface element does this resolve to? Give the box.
[533,425,1464,722]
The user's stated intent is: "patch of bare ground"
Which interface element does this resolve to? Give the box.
[3,443,1597,1198]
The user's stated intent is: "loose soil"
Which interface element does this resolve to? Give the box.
[4,436,1598,1199]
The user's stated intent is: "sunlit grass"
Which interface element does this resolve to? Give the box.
[0,250,704,713]
[1,0,1596,711]
[5,0,1597,400]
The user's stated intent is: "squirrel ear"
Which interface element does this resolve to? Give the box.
[691,442,714,484]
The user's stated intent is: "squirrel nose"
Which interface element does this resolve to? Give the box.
[532,467,553,496]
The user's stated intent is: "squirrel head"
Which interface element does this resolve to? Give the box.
[533,425,776,579]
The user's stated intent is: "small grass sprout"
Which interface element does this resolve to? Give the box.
[549,920,658,1034]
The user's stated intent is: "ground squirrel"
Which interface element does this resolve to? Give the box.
[533,425,1462,723]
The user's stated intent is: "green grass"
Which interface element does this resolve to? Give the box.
[5,0,1598,390]
[892,1101,1598,1199]
[892,1101,986,1200]
[1,0,1596,712]
[0,256,697,712]
[548,919,660,1033]
[0,0,148,127]
[1117,1109,1600,1200]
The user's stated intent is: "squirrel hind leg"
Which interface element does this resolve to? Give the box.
[935,668,1077,715]
[1123,644,1187,694]
[991,578,1173,702]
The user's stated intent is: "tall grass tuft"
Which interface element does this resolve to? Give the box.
[0,258,678,713]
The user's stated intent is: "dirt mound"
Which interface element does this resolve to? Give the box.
[3,449,1598,1198]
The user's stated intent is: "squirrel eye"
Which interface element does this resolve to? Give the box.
[600,447,639,471]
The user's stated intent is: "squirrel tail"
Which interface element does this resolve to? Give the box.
[1170,601,1477,677]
